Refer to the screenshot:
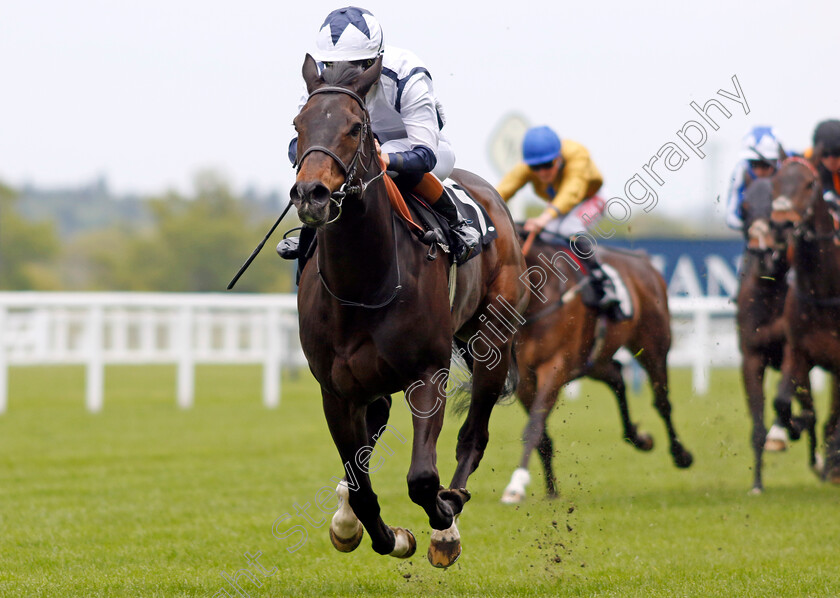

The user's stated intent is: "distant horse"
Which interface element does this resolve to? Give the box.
[500,234,693,504]
[291,55,528,566]
[771,157,840,483]
[734,178,793,494]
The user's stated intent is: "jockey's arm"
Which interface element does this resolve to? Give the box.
[382,74,440,175]
[550,153,593,216]
[496,163,532,201]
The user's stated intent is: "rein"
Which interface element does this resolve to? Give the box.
[315,214,403,309]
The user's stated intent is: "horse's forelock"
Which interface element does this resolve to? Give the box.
[321,62,365,87]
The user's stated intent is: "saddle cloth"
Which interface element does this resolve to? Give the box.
[526,235,634,320]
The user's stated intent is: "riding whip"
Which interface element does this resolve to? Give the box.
[226,200,294,290]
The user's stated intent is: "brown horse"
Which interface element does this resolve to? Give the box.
[771,157,840,483]
[734,178,794,494]
[291,55,528,566]
[500,234,693,503]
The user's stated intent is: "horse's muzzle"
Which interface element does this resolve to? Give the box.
[291,181,332,226]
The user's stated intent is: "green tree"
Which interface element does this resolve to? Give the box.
[0,182,60,289]
[74,171,293,292]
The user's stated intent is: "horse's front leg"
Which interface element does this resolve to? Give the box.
[774,345,815,447]
[404,369,451,528]
[404,368,462,567]
[322,390,415,558]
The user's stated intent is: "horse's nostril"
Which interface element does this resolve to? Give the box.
[292,181,331,204]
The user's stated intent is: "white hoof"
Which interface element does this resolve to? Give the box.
[812,453,826,476]
[764,424,789,452]
[500,467,530,505]
[329,481,363,552]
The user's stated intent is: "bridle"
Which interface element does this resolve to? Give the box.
[771,158,839,244]
[294,86,385,224]
[295,84,401,309]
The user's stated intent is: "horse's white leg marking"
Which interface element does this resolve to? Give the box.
[329,481,363,552]
[764,424,789,452]
[501,467,530,504]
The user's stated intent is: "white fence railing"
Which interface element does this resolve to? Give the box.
[0,292,739,413]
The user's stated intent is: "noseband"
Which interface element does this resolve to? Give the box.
[294,86,385,223]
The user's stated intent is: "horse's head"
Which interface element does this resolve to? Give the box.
[770,157,822,249]
[290,54,382,227]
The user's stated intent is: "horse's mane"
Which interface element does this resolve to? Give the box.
[321,62,365,87]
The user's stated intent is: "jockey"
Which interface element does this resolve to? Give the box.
[496,125,619,314]
[809,119,840,204]
[724,126,784,233]
[280,6,479,264]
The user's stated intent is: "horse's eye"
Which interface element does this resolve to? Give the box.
[349,123,362,137]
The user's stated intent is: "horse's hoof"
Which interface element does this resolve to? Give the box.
[329,521,364,553]
[428,515,461,568]
[500,488,524,504]
[674,449,694,469]
[428,539,461,568]
[765,423,790,450]
[632,433,654,452]
[812,453,826,478]
[764,439,787,452]
[748,486,763,496]
[389,527,416,559]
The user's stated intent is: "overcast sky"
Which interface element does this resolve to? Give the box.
[1,0,837,221]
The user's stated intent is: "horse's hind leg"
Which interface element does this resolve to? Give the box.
[635,346,693,469]
[322,390,415,558]
[588,359,654,451]
[741,353,769,494]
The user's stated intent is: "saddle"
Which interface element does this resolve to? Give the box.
[519,229,633,320]
[405,183,497,265]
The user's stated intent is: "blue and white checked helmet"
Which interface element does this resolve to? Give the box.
[738,126,784,162]
[313,7,384,63]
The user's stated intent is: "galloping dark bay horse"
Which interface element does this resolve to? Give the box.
[771,157,840,483]
[290,55,528,566]
[500,235,693,503]
[734,178,794,494]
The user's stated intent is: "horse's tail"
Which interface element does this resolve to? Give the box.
[449,337,519,417]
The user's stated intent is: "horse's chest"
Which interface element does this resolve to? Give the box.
[301,328,397,395]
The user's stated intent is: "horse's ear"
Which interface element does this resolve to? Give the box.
[302,53,323,95]
[777,143,788,162]
[353,55,383,97]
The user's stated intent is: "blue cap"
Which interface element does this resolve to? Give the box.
[522,126,562,166]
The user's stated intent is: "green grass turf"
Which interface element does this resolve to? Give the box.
[1,365,839,597]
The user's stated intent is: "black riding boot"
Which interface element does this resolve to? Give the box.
[578,250,620,316]
[431,192,480,263]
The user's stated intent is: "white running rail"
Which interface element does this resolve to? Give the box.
[0,292,739,413]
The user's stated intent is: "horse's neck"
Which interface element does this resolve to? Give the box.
[317,186,401,300]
